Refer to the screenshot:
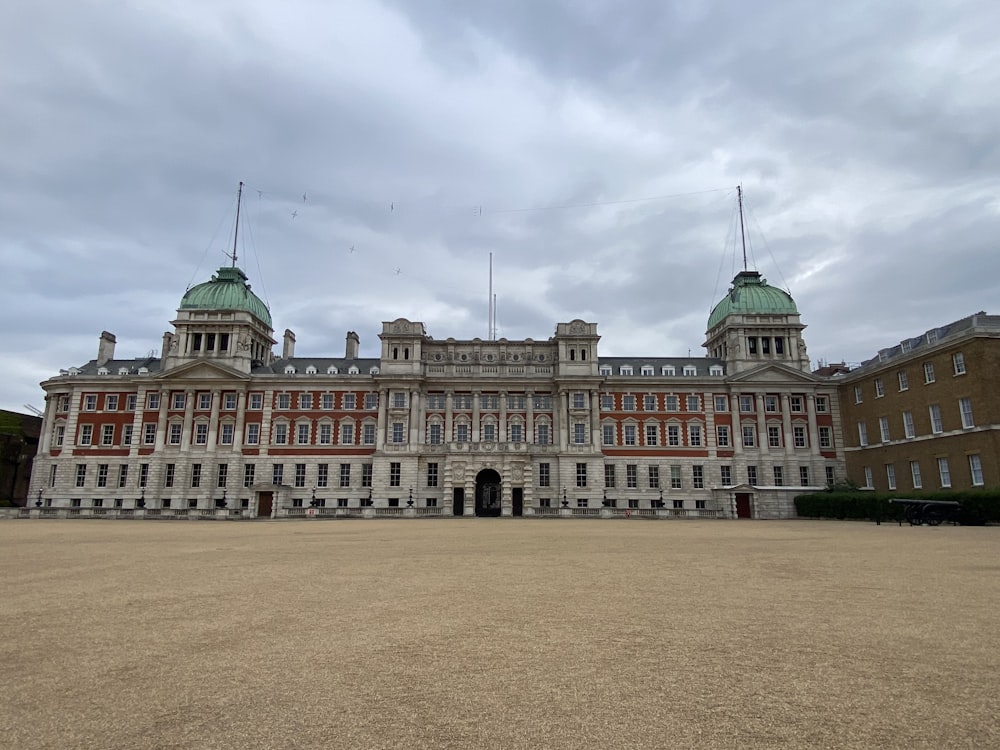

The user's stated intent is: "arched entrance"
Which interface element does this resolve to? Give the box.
[475,469,502,517]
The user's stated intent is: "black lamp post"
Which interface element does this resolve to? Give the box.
[658,488,664,509]
[35,489,43,508]
[561,487,569,508]
[309,487,318,508]
[137,487,146,509]
[366,490,373,507]
[407,488,414,508]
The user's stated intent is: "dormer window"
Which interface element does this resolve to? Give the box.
[118,367,129,375]
[284,365,296,375]
[599,366,612,376]
[97,367,110,375]
[620,365,633,376]
[683,365,697,376]
[369,366,380,375]
[661,365,675,376]
[709,365,723,376]
[641,366,654,376]
[305,365,317,375]
[348,366,359,375]
[327,365,338,375]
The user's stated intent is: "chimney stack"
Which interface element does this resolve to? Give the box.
[282,329,296,360]
[345,331,360,360]
[97,331,117,365]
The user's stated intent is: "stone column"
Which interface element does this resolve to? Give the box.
[409,389,420,445]
[207,390,221,454]
[445,391,454,443]
[499,391,508,442]
[472,391,481,442]
[781,393,794,458]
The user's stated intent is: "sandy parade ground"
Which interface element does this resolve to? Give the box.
[2,518,998,749]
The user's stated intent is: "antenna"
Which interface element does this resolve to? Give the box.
[488,252,493,340]
[23,404,44,417]
[737,184,748,271]
[230,181,243,267]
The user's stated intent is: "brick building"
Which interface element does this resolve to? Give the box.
[28,266,846,519]
[836,314,1000,493]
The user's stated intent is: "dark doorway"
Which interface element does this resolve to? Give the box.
[452,488,464,516]
[475,469,502,517]
[512,487,523,517]
[257,492,273,518]
[735,493,752,519]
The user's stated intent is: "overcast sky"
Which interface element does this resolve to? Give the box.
[3,0,999,412]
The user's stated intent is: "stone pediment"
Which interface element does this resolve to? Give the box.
[156,360,249,381]
[727,363,818,384]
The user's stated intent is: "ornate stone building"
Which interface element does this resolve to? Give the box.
[28,266,846,519]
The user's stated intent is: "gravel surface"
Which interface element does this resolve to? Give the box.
[2,519,998,749]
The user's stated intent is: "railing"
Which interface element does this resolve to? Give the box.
[374,507,405,517]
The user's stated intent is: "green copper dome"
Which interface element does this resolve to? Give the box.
[707,271,798,330]
[180,267,272,327]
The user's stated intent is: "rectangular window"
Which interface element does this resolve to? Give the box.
[576,463,587,488]
[274,423,288,445]
[622,395,636,411]
[773,466,783,486]
[165,464,175,488]
[819,426,832,449]
[322,393,334,410]
[79,424,93,446]
[139,463,148,488]
[910,461,922,489]
[572,392,586,409]
[365,393,378,410]
[277,393,291,409]
[825,466,835,485]
[626,464,638,488]
[899,411,914,439]
[341,424,354,444]
[898,371,909,391]
[429,423,443,445]
[765,396,778,413]
[147,392,160,410]
[76,464,87,487]
[105,394,119,411]
[118,464,128,488]
[720,465,732,485]
[345,393,359,410]
[224,393,237,410]
[624,425,637,445]
[191,464,202,488]
[573,422,586,444]
[767,425,781,448]
[799,466,810,486]
[815,396,829,413]
[600,394,614,410]
[509,423,523,443]
[340,463,351,488]
[628,498,639,509]
[793,426,806,448]
[688,424,702,447]
[874,379,885,398]
[538,463,550,487]
[692,465,704,489]
[790,396,803,413]
[294,464,306,488]
[198,392,212,410]
[879,416,890,443]
[645,424,658,446]
[427,463,438,488]
[221,423,235,445]
[747,465,758,485]
[54,425,65,447]
[885,464,896,490]
[246,423,260,445]
[929,405,943,434]
[97,464,109,487]
[483,423,498,442]
[665,395,679,412]
[670,465,682,489]
[686,395,700,412]
[923,362,935,384]
[244,464,255,488]
[742,425,756,448]
[643,395,656,411]
[318,423,331,445]
[456,424,470,443]
[391,393,404,409]
[959,398,974,429]
[195,423,208,445]
[937,458,951,488]
[317,463,328,488]
[576,498,588,508]
[455,394,473,410]
[84,394,97,411]
[536,423,550,445]
[169,424,182,445]
[217,464,228,488]
[299,393,313,410]
[362,464,372,488]
[739,395,754,413]
[714,395,728,412]
[390,462,401,487]
[363,423,376,445]
[602,425,615,445]
[969,454,984,486]
[119,424,132,447]
[858,422,868,447]
[272,464,284,485]
[392,421,405,444]
[667,425,680,446]
[604,464,616,488]
[648,465,660,489]
[854,385,863,404]
[953,352,966,375]
[101,424,115,446]
[172,393,185,410]
[716,425,730,447]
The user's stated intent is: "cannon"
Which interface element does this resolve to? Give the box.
[890,499,960,526]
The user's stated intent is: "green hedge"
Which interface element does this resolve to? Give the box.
[794,489,1000,525]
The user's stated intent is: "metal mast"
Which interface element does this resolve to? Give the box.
[737,184,748,271]
[231,181,243,267]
